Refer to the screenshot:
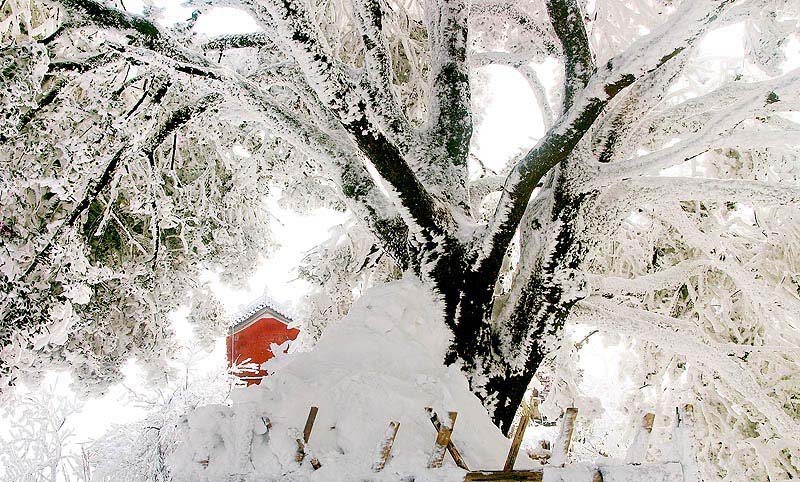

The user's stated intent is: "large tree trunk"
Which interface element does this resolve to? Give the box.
[430,168,591,433]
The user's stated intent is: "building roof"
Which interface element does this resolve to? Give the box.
[230,294,295,334]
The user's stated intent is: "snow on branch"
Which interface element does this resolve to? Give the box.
[201,33,277,52]
[585,259,716,298]
[11,92,221,317]
[232,75,411,266]
[603,177,800,207]
[423,0,472,167]
[596,69,800,181]
[262,0,451,235]
[574,296,800,442]
[545,0,594,110]
[352,0,414,150]
[474,0,739,270]
[56,0,222,79]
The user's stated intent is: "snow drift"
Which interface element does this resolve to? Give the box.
[169,276,517,481]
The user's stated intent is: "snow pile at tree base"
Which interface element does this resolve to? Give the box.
[169,275,518,481]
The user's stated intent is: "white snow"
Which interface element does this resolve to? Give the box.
[169,276,518,481]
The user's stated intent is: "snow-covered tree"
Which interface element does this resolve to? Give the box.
[2,0,799,479]
[0,383,89,482]
[89,357,233,482]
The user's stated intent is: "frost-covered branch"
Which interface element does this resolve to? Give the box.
[475,0,734,269]
[574,296,800,441]
[17,92,221,281]
[352,0,414,149]
[602,177,800,207]
[235,77,411,266]
[596,69,800,181]
[545,0,594,110]
[262,0,450,235]
[58,0,196,64]
[201,33,276,52]
[424,0,472,172]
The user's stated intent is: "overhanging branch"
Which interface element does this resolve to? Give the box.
[545,0,594,110]
[263,0,450,235]
[352,0,413,150]
[473,0,734,272]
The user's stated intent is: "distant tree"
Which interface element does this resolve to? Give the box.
[2,0,799,478]
[88,355,233,482]
[0,384,89,482]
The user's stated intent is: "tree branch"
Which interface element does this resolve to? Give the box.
[574,297,798,437]
[474,0,734,270]
[603,176,800,208]
[595,68,800,174]
[352,0,413,150]
[545,0,594,110]
[19,93,221,281]
[57,0,219,76]
[201,33,276,52]
[423,0,472,166]
[262,0,450,235]
[585,259,715,298]
[234,76,411,267]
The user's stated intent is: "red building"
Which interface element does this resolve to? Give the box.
[226,297,299,385]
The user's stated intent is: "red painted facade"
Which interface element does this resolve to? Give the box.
[226,316,300,386]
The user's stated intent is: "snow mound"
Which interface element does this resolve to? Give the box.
[169,275,516,481]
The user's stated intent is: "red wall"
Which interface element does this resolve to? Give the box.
[226,317,300,385]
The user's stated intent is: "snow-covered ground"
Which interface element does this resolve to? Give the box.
[169,276,515,481]
[167,277,694,482]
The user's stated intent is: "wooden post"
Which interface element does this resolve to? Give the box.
[296,406,322,469]
[550,407,578,466]
[625,412,655,463]
[676,404,699,482]
[527,439,551,462]
[504,401,531,471]
[303,406,318,443]
[425,407,469,470]
[372,421,400,472]
[529,390,543,424]
[427,411,457,468]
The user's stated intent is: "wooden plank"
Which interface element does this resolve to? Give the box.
[303,406,318,443]
[625,412,655,463]
[464,470,543,481]
[295,438,322,469]
[295,438,306,464]
[296,406,321,469]
[425,407,469,470]
[550,407,578,466]
[527,439,551,462]
[372,421,400,472]
[504,401,531,471]
[428,411,457,468]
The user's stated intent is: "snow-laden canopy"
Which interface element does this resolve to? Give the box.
[2,0,800,479]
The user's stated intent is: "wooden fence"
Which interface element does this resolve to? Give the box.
[205,400,698,482]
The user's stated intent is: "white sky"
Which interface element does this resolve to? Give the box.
[471,64,543,173]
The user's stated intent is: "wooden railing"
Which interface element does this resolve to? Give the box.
[199,402,699,482]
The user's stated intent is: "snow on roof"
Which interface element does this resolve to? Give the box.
[230,294,295,333]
